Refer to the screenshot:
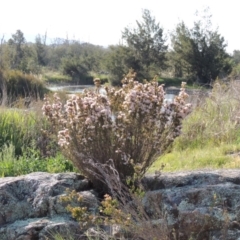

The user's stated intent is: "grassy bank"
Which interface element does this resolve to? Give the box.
[0,103,76,177]
[149,80,240,173]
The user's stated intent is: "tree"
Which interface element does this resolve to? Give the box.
[6,30,39,73]
[171,12,232,85]
[122,9,168,78]
[0,69,7,106]
[104,45,141,85]
[78,43,106,72]
[61,56,89,83]
[229,50,240,79]
[8,30,26,69]
[18,44,40,73]
[232,50,240,65]
[35,33,48,66]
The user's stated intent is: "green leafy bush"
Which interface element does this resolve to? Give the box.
[43,72,191,193]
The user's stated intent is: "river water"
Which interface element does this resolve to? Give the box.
[47,85,175,102]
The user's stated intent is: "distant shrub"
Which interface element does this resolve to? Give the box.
[43,72,191,193]
[100,77,109,85]
[230,63,240,80]
[43,73,71,84]
[1,69,49,103]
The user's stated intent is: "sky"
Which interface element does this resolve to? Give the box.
[0,0,239,54]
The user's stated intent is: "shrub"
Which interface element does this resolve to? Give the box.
[0,69,49,105]
[42,72,191,193]
[61,187,171,240]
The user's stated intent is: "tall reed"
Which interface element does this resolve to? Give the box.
[0,107,43,156]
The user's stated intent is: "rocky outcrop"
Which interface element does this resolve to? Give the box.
[142,169,240,240]
[2,170,240,239]
[0,172,98,240]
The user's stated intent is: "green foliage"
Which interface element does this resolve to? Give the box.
[60,45,104,84]
[47,40,107,79]
[0,19,236,88]
[42,69,72,84]
[158,77,189,87]
[8,30,26,68]
[78,43,106,72]
[49,232,75,240]
[61,56,89,83]
[104,45,140,86]
[0,144,75,177]
[46,153,76,173]
[35,33,48,66]
[7,30,40,73]
[230,63,240,80]
[122,9,168,78]
[60,189,99,229]
[0,108,38,155]
[171,10,232,85]
[230,50,240,79]
[0,104,58,160]
[232,50,240,65]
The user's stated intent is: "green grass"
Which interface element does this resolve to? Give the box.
[0,103,77,177]
[148,143,240,173]
[0,144,76,177]
[0,108,39,156]
[158,77,188,87]
[42,69,71,84]
[158,76,210,89]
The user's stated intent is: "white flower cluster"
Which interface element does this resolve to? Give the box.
[43,92,113,148]
[42,79,191,180]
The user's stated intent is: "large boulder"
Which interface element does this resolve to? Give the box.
[142,169,240,240]
[0,172,98,240]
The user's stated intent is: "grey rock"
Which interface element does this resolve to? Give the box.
[0,172,97,240]
[3,170,240,239]
[0,217,82,240]
[142,169,240,239]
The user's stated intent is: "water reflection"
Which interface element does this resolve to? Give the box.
[47,85,93,93]
[47,85,175,102]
